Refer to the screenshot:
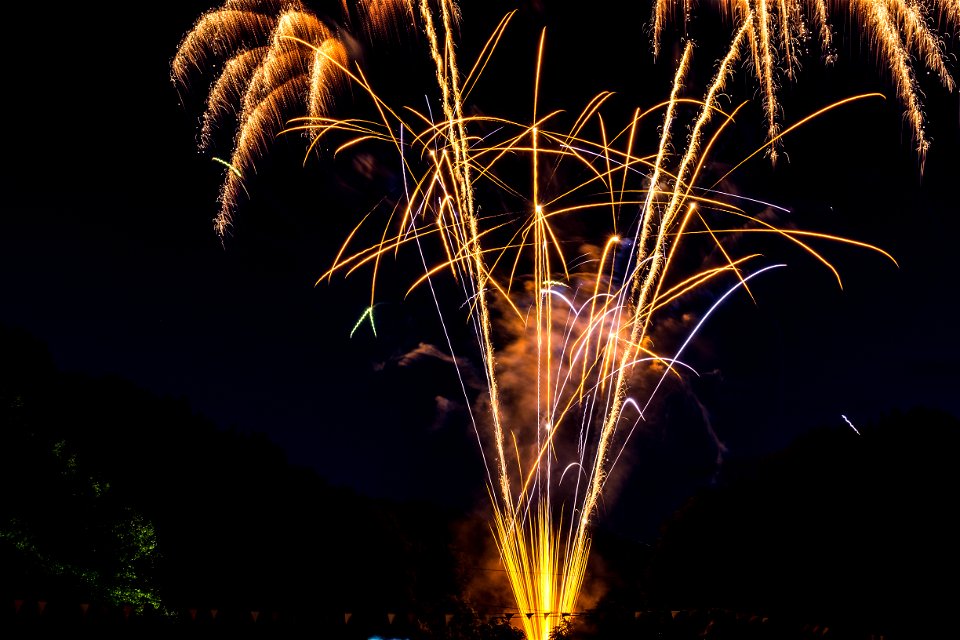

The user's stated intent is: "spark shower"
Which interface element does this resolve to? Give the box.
[173,2,952,638]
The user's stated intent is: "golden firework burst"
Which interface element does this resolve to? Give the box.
[652,0,957,166]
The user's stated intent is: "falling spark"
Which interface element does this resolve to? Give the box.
[842,414,861,436]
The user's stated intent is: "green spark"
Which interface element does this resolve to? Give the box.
[350,305,378,338]
[212,156,243,179]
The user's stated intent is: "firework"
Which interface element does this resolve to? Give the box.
[172,0,354,236]
[652,0,957,166]
[174,3,896,639]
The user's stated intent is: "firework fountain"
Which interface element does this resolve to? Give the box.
[172,2,951,639]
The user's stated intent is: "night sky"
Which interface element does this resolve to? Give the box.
[4,0,959,542]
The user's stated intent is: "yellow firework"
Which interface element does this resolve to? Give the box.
[173,0,359,236]
[652,0,957,166]
[175,3,898,639]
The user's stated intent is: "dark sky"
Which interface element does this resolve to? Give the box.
[3,1,959,540]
